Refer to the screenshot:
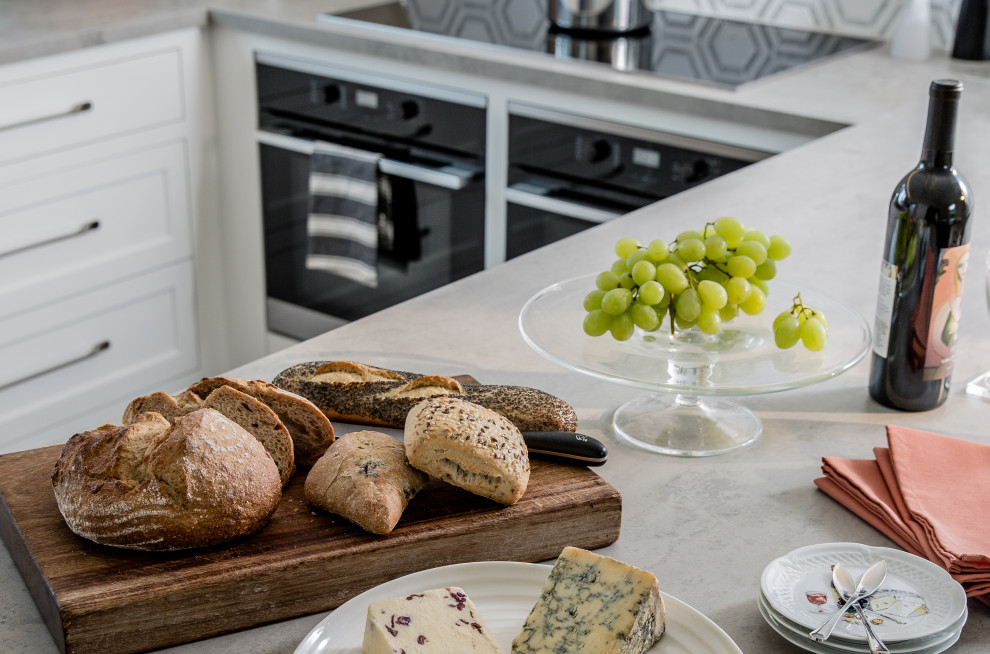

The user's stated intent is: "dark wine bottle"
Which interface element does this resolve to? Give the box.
[868,79,973,411]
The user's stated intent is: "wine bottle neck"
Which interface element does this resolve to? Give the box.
[920,79,962,168]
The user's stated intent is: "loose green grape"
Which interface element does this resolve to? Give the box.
[610,312,635,341]
[611,258,629,275]
[773,313,801,348]
[637,280,664,305]
[646,239,670,262]
[743,229,771,249]
[656,263,689,294]
[713,217,745,247]
[726,255,757,278]
[583,289,606,312]
[697,308,722,335]
[697,279,728,310]
[740,285,766,315]
[583,310,612,337]
[705,234,728,262]
[754,259,777,280]
[773,294,829,351]
[602,288,633,315]
[735,240,768,265]
[596,271,620,291]
[615,237,640,259]
[630,303,661,331]
[767,235,792,260]
[799,316,827,351]
[676,237,707,262]
[631,260,657,286]
[675,287,702,322]
[724,276,752,305]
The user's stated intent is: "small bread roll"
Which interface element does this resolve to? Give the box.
[404,396,530,505]
[51,409,282,551]
[304,431,428,535]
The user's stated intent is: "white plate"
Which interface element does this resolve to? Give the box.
[757,593,963,654]
[761,543,967,643]
[757,591,967,653]
[294,560,742,654]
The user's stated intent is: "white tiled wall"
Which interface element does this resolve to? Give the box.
[648,0,962,49]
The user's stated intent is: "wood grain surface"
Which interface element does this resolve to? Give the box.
[0,445,621,654]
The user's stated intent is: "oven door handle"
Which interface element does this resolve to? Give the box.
[256,130,478,191]
[505,183,625,224]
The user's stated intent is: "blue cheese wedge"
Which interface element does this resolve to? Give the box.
[363,586,505,653]
[511,547,665,654]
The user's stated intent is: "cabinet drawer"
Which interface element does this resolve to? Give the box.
[0,141,193,317]
[0,48,183,166]
[0,261,199,451]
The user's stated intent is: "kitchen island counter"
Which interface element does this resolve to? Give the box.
[3,3,990,653]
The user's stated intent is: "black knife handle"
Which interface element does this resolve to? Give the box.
[520,431,608,466]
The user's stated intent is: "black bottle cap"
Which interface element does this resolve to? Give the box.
[930,79,963,100]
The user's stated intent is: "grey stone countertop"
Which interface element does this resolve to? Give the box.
[3,2,990,653]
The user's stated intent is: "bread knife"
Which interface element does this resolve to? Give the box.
[520,431,608,466]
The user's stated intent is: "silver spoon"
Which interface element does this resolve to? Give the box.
[833,563,891,654]
[809,560,887,643]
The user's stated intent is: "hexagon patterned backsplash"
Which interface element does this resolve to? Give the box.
[647,0,962,50]
[405,0,963,52]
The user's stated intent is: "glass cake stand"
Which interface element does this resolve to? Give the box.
[519,274,872,457]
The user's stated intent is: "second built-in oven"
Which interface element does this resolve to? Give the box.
[256,54,487,341]
[505,103,773,260]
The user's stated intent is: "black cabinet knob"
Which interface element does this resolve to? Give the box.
[323,83,342,104]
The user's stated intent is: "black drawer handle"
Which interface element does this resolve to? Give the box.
[0,340,110,392]
[0,220,100,259]
[0,101,92,133]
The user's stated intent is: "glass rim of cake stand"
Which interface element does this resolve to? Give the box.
[518,274,872,397]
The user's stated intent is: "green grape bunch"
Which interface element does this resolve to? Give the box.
[773,294,829,351]
[582,217,823,349]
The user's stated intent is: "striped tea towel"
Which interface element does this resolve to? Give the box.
[305,141,383,287]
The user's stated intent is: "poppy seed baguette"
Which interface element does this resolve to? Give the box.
[272,361,578,432]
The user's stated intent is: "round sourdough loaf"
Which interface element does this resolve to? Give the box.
[51,409,282,551]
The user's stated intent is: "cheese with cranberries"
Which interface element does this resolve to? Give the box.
[511,547,665,654]
[363,586,504,653]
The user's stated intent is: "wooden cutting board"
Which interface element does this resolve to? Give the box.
[0,444,621,654]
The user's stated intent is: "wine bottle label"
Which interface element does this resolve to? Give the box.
[923,243,969,379]
[872,260,897,357]
[872,244,970,377]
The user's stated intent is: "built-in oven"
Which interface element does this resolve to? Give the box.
[255,54,486,341]
[505,103,773,259]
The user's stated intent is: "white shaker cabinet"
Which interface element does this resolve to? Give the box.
[0,29,223,453]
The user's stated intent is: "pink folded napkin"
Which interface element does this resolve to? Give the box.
[815,425,990,603]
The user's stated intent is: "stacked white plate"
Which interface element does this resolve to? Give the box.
[759,543,969,654]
